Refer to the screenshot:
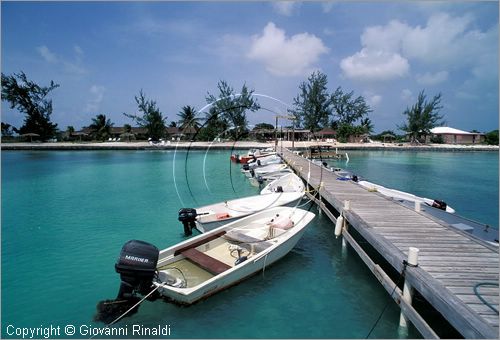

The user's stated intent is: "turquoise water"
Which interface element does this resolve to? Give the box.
[341,150,499,228]
[2,149,497,338]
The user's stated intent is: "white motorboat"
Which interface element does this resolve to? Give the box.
[244,163,289,178]
[242,154,282,171]
[153,207,316,304]
[260,173,305,195]
[248,169,294,187]
[180,191,305,233]
[358,180,456,213]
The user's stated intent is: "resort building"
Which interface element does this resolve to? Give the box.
[427,127,485,145]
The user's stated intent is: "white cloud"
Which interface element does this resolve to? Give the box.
[322,2,334,13]
[248,22,329,77]
[364,92,382,107]
[340,49,409,81]
[341,12,497,82]
[401,89,413,102]
[37,45,58,63]
[416,71,448,85]
[272,2,300,16]
[85,85,105,113]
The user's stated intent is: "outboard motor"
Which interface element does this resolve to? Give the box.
[257,175,265,186]
[432,199,447,211]
[178,208,197,236]
[249,169,255,178]
[257,159,261,166]
[242,164,250,171]
[94,240,159,323]
[352,175,359,182]
[275,185,284,193]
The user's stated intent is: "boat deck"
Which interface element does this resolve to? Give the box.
[281,148,498,338]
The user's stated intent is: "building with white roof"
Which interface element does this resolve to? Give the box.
[427,127,485,144]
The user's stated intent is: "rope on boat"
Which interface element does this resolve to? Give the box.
[90,283,165,339]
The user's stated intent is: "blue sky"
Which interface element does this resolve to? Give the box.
[2,1,498,133]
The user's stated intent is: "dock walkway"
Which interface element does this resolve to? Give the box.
[281,148,498,339]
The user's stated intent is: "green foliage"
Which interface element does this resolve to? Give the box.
[399,90,444,143]
[336,123,366,142]
[177,105,201,130]
[205,80,260,140]
[1,71,59,140]
[484,130,499,145]
[331,86,372,126]
[1,122,18,137]
[123,124,132,133]
[430,134,445,144]
[289,71,332,131]
[253,122,275,130]
[197,107,230,141]
[360,117,374,134]
[88,114,113,141]
[124,90,167,141]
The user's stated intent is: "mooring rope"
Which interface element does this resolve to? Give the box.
[90,284,165,339]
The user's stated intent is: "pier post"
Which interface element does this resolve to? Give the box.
[414,201,421,212]
[344,200,350,210]
[399,247,419,329]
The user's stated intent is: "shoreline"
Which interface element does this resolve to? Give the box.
[1,141,498,152]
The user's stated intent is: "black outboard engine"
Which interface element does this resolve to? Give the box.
[115,240,159,299]
[432,199,447,211]
[178,208,197,236]
[249,169,255,178]
[242,164,250,171]
[275,185,284,193]
[352,175,359,182]
[257,159,261,166]
[94,240,159,323]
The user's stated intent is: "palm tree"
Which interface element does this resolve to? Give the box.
[360,117,374,134]
[177,105,201,130]
[89,114,113,141]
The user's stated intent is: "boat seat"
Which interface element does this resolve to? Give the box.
[181,248,231,275]
[223,231,274,253]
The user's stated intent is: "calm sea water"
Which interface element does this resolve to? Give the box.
[1,149,497,338]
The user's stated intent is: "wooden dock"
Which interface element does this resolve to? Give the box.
[281,148,498,339]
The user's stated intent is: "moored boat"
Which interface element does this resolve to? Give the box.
[179,191,305,234]
[103,207,315,310]
[248,169,294,187]
[260,173,305,195]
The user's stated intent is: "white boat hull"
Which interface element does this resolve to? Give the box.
[195,191,304,232]
[154,207,315,305]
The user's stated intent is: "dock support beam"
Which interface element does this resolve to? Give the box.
[400,247,420,329]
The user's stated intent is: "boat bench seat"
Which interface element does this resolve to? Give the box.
[223,231,274,253]
[181,248,231,275]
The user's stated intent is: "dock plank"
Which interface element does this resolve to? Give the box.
[281,148,499,339]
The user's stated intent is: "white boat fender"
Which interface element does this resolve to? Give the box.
[334,215,344,238]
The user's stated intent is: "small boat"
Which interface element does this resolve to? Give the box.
[260,173,305,195]
[244,163,288,178]
[180,191,305,234]
[358,180,455,213]
[102,207,315,318]
[248,169,294,187]
[241,154,282,171]
[231,148,276,164]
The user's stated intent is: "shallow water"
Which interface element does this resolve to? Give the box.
[2,149,497,338]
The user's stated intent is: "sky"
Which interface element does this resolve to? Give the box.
[1,1,498,134]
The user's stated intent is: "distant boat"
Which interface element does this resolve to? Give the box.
[358,180,456,213]
[244,163,288,178]
[153,207,316,304]
[231,148,276,164]
[180,191,305,234]
[260,173,305,195]
[248,169,294,187]
[241,154,282,171]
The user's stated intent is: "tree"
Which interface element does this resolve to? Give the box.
[197,107,230,141]
[89,114,113,141]
[124,90,167,141]
[177,105,201,130]
[1,122,18,137]
[253,122,275,130]
[399,90,444,143]
[1,71,59,140]
[484,130,499,145]
[331,86,372,126]
[289,71,332,131]
[360,117,374,134]
[123,124,132,133]
[205,80,260,139]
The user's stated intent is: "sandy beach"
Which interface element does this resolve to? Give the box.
[1,140,498,151]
